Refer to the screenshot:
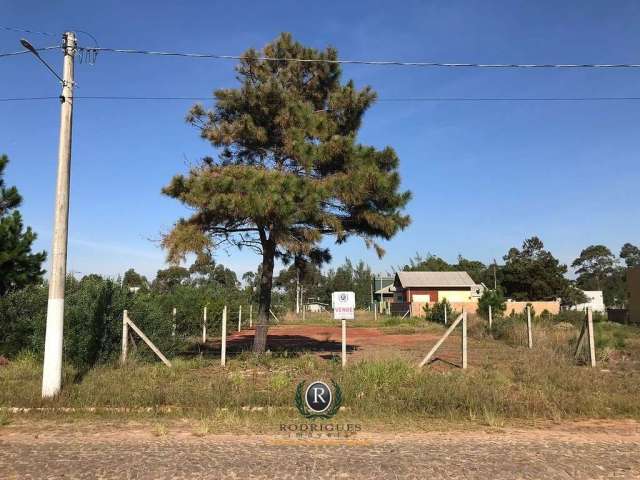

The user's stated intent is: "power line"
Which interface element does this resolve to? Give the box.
[0,45,60,58]
[80,46,640,69]
[0,26,57,37]
[2,95,640,103]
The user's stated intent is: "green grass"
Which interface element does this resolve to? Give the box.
[2,341,640,426]
[2,313,639,429]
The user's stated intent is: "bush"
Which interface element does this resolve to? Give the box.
[477,289,506,319]
[0,285,47,358]
[0,275,241,369]
[423,299,457,324]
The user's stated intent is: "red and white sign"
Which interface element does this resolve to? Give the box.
[332,291,355,320]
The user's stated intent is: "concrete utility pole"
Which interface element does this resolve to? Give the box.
[42,32,76,398]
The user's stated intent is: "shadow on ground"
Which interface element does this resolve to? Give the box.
[182,331,359,359]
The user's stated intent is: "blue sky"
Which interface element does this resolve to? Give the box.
[1,1,639,280]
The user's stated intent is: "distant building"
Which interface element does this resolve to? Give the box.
[306,302,328,313]
[571,290,606,313]
[374,283,396,303]
[392,271,483,304]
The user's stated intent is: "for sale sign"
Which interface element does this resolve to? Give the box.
[332,291,355,320]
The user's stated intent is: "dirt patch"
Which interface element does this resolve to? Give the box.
[210,324,480,365]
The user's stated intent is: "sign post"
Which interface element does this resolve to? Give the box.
[332,291,355,368]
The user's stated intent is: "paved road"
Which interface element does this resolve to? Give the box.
[1,421,639,479]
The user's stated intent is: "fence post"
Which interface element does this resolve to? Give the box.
[444,306,447,326]
[121,310,129,365]
[125,315,172,367]
[221,305,227,367]
[461,310,468,369]
[527,306,533,349]
[172,307,176,338]
[488,305,492,329]
[238,305,242,331]
[202,306,207,343]
[418,312,465,367]
[587,308,596,367]
[249,304,253,328]
[302,304,306,322]
[374,301,377,321]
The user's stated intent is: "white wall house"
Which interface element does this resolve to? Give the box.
[572,290,606,313]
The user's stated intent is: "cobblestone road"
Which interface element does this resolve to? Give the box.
[1,421,639,479]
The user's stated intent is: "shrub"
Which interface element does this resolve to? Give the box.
[477,289,506,319]
[423,299,456,324]
[0,285,47,358]
[0,275,238,368]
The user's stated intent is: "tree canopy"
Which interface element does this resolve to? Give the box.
[572,245,618,291]
[501,237,568,300]
[0,155,46,295]
[162,33,410,351]
[620,243,640,268]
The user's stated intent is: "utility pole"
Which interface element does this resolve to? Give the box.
[42,32,76,398]
[493,259,497,290]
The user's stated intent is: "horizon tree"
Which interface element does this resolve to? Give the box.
[161,33,411,352]
[620,243,640,268]
[0,154,46,295]
[501,236,568,300]
[572,245,618,291]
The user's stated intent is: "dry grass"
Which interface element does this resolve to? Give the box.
[1,317,639,428]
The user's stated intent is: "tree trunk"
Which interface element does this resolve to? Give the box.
[253,239,275,353]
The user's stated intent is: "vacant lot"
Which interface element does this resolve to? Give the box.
[2,315,639,428]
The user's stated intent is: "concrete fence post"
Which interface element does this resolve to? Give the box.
[462,310,468,369]
[202,306,207,344]
[121,310,129,365]
[587,308,596,367]
[221,305,227,367]
[527,306,533,349]
[238,305,242,332]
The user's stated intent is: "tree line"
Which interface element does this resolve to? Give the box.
[399,236,638,308]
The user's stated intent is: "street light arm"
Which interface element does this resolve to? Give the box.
[20,37,65,84]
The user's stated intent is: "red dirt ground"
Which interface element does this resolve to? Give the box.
[207,324,485,367]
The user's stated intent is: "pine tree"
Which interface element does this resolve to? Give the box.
[501,237,568,300]
[162,34,411,352]
[0,154,46,295]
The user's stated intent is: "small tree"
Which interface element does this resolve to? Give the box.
[0,155,46,295]
[424,299,456,324]
[477,289,506,319]
[560,284,588,308]
[162,34,410,352]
